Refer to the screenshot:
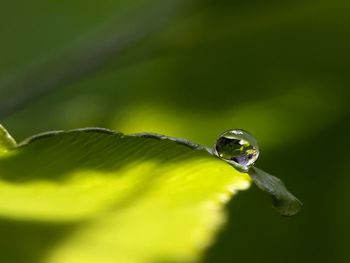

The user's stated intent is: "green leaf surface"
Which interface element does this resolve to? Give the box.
[0,127,250,263]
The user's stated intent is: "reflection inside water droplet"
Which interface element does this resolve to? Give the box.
[214,129,259,172]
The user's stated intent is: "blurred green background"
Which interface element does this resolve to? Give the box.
[1,0,349,262]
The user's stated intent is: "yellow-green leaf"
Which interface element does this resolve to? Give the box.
[0,127,250,263]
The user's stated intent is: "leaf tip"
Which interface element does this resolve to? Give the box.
[248,167,302,217]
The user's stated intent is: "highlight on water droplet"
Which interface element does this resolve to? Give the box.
[213,129,259,172]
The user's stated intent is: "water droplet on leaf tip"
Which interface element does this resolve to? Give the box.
[214,129,259,171]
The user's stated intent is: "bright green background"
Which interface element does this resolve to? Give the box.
[1,0,349,262]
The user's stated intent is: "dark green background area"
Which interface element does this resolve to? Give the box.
[1,0,349,262]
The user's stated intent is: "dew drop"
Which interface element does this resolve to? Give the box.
[214,129,259,172]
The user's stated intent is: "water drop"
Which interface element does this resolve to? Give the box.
[214,129,259,172]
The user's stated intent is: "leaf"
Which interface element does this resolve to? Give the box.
[0,126,250,263]
[248,167,302,217]
[0,124,16,154]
